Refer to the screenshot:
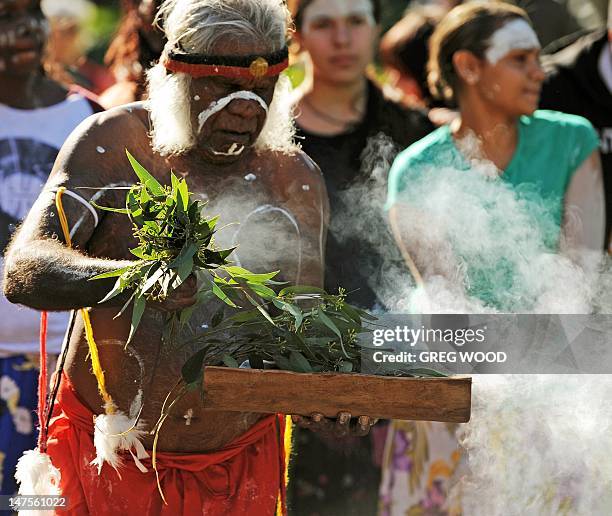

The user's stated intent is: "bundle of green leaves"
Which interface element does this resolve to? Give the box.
[92,150,444,389]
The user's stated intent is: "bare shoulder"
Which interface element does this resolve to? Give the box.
[268,148,324,188]
[50,102,151,188]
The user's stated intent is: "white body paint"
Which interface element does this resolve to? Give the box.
[232,204,303,283]
[302,0,375,33]
[196,90,269,134]
[485,19,540,65]
[96,146,106,154]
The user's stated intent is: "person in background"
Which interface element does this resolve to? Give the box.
[42,0,115,94]
[289,0,434,311]
[380,4,449,110]
[507,0,582,48]
[383,2,604,514]
[100,0,165,108]
[286,0,433,514]
[539,5,612,251]
[0,0,102,497]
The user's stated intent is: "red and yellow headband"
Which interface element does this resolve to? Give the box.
[163,46,289,79]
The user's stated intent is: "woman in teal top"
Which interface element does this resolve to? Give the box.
[379,3,605,515]
[385,1,604,313]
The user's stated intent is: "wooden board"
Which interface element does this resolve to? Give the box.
[202,367,471,423]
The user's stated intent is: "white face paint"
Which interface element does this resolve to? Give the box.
[212,143,245,156]
[302,0,375,34]
[485,19,540,65]
[196,90,269,134]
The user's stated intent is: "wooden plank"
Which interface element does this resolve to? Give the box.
[202,367,471,423]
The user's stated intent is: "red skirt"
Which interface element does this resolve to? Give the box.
[46,373,286,515]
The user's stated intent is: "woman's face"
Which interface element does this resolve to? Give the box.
[295,0,378,86]
[476,47,545,117]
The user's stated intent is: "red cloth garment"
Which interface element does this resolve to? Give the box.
[46,373,284,515]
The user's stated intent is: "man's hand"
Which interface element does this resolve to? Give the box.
[291,412,378,437]
[150,275,198,312]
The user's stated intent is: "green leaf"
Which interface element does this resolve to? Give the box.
[141,265,165,295]
[224,266,279,283]
[89,265,133,281]
[169,242,197,269]
[316,308,342,340]
[246,282,276,299]
[114,292,136,320]
[341,303,363,324]
[272,299,303,329]
[126,149,164,196]
[222,354,239,368]
[244,291,276,327]
[404,368,448,378]
[126,296,146,345]
[98,276,124,304]
[130,246,149,260]
[273,354,292,371]
[212,283,238,307]
[278,285,325,297]
[289,350,313,373]
[178,179,189,211]
[90,201,129,215]
[182,349,207,384]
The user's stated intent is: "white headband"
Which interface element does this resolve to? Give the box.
[485,19,540,65]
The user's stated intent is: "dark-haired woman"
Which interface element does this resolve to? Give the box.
[381,2,604,513]
[288,0,434,311]
[286,1,434,513]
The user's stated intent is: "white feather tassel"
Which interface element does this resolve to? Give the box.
[91,411,149,478]
[15,449,61,503]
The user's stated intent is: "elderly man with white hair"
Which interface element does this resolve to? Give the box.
[0,0,378,513]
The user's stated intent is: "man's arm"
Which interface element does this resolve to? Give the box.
[560,151,606,270]
[388,202,461,283]
[3,110,137,311]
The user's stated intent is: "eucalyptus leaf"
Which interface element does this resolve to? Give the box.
[126,150,164,196]
[126,296,146,345]
[289,351,313,373]
[89,265,133,281]
[182,348,207,384]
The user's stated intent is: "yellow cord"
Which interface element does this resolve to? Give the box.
[276,415,293,516]
[55,187,115,414]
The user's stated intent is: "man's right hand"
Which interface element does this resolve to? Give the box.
[150,275,198,312]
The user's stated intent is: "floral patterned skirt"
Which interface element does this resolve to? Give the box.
[0,355,40,496]
[379,420,463,516]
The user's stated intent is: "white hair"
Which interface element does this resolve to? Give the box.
[146,0,297,156]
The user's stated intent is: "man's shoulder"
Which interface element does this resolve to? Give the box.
[59,103,150,162]
[264,147,324,184]
[54,102,153,184]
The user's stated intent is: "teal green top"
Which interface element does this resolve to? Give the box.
[386,110,599,310]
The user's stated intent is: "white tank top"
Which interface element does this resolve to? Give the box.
[0,94,95,356]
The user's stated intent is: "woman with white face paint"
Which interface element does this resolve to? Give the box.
[288,0,433,309]
[382,3,605,514]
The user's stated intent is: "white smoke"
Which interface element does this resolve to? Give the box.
[374,139,612,514]
[456,375,612,515]
[389,161,602,314]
